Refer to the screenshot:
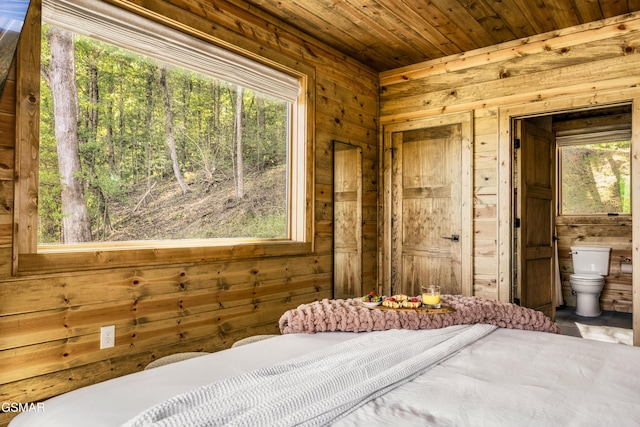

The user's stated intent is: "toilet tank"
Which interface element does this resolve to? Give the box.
[570,246,611,276]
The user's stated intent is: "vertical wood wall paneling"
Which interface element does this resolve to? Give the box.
[0,0,379,422]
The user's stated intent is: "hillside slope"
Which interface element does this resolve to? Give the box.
[104,165,287,241]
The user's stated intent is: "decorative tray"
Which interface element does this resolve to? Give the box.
[358,300,454,314]
[370,304,455,314]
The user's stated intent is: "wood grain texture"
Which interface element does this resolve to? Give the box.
[0,0,378,422]
[235,0,640,72]
[3,1,640,424]
[381,113,472,298]
[333,143,363,299]
[556,216,632,313]
[381,12,640,311]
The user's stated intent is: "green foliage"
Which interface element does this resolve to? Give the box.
[620,175,631,213]
[229,213,287,239]
[560,141,631,215]
[39,26,290,243]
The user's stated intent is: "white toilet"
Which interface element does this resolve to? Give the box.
[570,246,611,317]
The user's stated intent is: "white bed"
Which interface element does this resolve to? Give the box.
[10,324,640,427]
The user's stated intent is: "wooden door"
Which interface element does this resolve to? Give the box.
[390,124,462,296]
[516,118,555,318]
[333,142,363,299]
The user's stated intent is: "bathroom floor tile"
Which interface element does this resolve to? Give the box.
[554,306,632,339]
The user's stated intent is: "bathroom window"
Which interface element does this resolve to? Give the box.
[558,138,631,216]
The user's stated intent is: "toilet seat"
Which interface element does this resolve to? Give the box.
[570,274,604,283]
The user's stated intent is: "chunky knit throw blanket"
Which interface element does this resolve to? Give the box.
[279,294,562,335]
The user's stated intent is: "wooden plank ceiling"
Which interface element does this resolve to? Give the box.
[239,0,640,72]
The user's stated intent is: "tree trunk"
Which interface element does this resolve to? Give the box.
[144,65,155,191]
[257,95,264,171]
[85,56,111,238]
[235,86,244,198]
[106,76,115,174]
[88,60,99,141]
[46,27,92,243]
[159,64,190,194]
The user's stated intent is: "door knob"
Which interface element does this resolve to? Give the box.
[442,234,459,242]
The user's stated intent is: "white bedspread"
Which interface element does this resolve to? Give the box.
[10,326,640,427]
[123,325,495,427]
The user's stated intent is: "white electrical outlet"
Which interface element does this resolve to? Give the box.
[100,325,115,349]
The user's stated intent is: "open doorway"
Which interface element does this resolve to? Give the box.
[512,104,633,328]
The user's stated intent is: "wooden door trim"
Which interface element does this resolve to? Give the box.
[632,98,640,346]
[381,112,473,297]
[497,89,640,346]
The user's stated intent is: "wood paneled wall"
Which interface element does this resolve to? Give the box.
[5,1,640,424]
[0,0,378,424]
[556,216,633,312]
[379,13,640,307]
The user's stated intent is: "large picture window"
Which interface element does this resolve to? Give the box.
[39,0,305,246]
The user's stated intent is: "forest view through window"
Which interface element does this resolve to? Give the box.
[560,140,631,215]
[39,25,290,244]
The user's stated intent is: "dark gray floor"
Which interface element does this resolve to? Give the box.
[554,305,633,338]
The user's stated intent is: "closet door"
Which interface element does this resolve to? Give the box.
[390,124,462,297]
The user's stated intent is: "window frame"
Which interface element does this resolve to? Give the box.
[13,0,315,276]
[556,134,631,217]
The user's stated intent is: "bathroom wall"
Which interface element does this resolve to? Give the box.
[553,112,633,313]
[556,216,633,312]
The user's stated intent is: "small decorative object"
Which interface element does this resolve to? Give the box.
[381,294,419,309]
[401,297,421,308]
[360,291,382,307]
[382,297,401,308]
[392,294,409,302]
[421,285,441,308]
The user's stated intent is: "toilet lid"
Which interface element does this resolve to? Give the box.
[570,273,603,282]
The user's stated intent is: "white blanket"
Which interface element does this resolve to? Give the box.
[11,327,640,427]
[122,324,496,427]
